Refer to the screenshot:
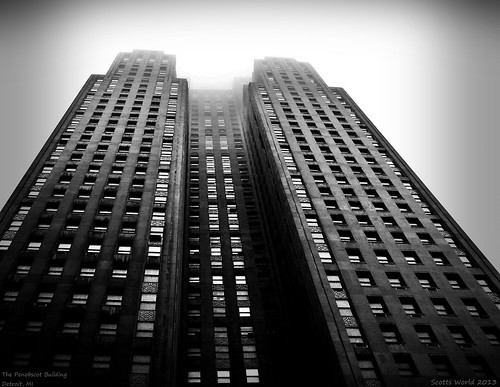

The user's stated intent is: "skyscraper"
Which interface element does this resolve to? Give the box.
[0,50,499,387]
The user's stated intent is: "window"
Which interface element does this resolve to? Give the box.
[246,369,259,384]
[356,215,372,226]
[391,232,408,244]
[467,356,492,377]
[331,214,347,225]
[62,322,80,334]
[400,297,421,317]
[458,253,473,268]
[448,326,473,347]
[380,324,403,344]
[406,218,422,228]
[368,296,389,316]
[15,265,30,276]
[112,268,127,279]
[87,244,101,254]
[105,294,123,307]
[92,355,111,369]
[117,245,132,255]
[217,370,230,383]
[482,326,500,346]
[99,323,117,335]
[327,272,342,290]
[357,272,375,287]
[139,294,156,310]
[431,251,449,266]
[430,355,455,377]
[79,266,95,278]
[27,241,42,251]
[336,299,354,317]
[2,290,18,302]
[346,249,363,264]
[462,298,487,318]
[416,273,438,290]
[475,275,494,293]
[417,233,434,245]
[12,353,30,366]
[372,202,387,212]
[403,251,421,265]
[381,216,397,227]
[71,293,88,305]
[393,354,418,377]
[346,328,365,345]
[52,354,71,368]
[36,291,54,305]
[364,231,381,243]
[25,321,43,333]
[188,371,201,383]
[445,273,467,290]
[131,355,150,375]
[48,265,63,276]
[374,250,392,264]
[431,298,454,316]
[414,325,439,346]
[357,357,378,379]
[338,230,354,243]
[136,322,154,337]
[387,272,407,289]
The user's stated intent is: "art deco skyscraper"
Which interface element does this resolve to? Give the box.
[0,50,189,386]
[0,51,499,387]
[244,57,500,386]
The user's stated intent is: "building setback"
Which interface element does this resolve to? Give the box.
[0,50,499,387]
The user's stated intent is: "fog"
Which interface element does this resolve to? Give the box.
[1,0,499,270]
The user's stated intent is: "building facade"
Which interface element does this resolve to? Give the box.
[0,50,499,386]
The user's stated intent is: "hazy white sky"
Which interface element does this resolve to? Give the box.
[0,0,499,270]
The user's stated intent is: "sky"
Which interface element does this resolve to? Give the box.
[0,0,499,271]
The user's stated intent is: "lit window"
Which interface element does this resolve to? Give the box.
[448,326,473,347]
[482,326,500,346]
[346,328,365,345]
[414,325,438,346]
[87,244,101,254]
[131,355,150,375]
[92,355,111,369]
[358,357,377,379]
[117,245,132,255]
[136,322,154,337]
[187,371,201,383]
[27,241,42,251]
[368,296,389,316]
[246,369,259,384]
[99,323,117,336]
[217,370,230,384]
[105,295,123,307]
[387,273,407,289]
[58,243,72,252]
[380,324,403,344]
[462,298,487,318]
[445,273,467,290]
[400,297,421,317]
[357,272,374,287]
[71,293,88,305]
[36,292,54,305]
[432,298,453,316]
[52,354,71,368]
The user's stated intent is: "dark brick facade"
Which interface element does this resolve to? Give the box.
[0,51,499,387]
